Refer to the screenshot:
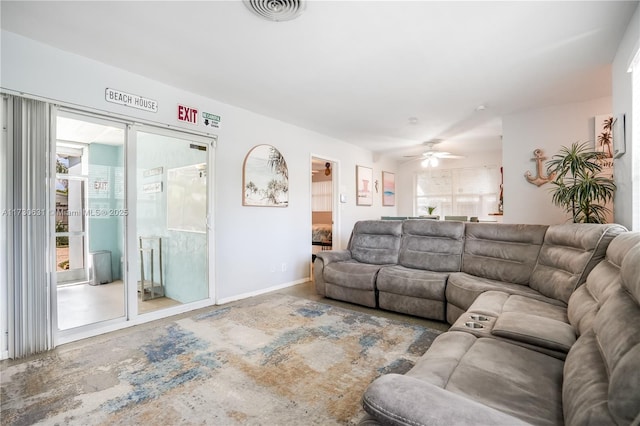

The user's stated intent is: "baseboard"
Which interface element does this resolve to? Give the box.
[216,277,310,305]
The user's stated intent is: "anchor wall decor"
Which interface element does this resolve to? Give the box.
[525,149,556,187]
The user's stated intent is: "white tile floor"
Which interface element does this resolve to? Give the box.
[57,281,180,330]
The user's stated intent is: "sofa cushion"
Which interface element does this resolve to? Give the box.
[349,220,403,265]
[398,219,464,272]
[492,312,576,353]
[563,293,640,425]
[363,373,529,426]
[377,265,448,300]
[467,233,640,338]
[399,331,565,425]
[377,265,449,320]
[462,223,548,285]
[446,272,564,319]
[563,243,640,425]
[529,223,627,304]
[323,260,383,291]
[567,231,640,335]
[468,291,568,321]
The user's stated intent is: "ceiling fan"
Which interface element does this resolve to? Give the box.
[404,141,464,167]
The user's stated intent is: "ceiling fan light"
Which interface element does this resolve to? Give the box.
[421,156,439,168]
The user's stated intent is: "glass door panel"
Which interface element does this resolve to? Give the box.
[135,130,209,314]
[55,177,88,283]
[55,113,126,331]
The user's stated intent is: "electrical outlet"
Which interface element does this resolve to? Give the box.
[281,263,287,272]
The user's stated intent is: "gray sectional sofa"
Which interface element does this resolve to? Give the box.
[312,219,640,425]
[314,220,624,324]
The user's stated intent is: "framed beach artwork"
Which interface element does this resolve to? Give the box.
[594,114,614,159]
[382,171,395,206]
[356,165,373,206]
[242,144,289,207]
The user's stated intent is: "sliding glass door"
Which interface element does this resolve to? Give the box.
[131,128,211,315]
[55,112,127,331]
[3,99,216,354]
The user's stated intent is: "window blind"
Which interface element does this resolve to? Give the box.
[1,95,54,358]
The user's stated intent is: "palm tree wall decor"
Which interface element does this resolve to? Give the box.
[243,144,289,207]
[545,141,616,223]
[597,116,614,158]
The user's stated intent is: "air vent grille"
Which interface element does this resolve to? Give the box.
[243,0,306,22]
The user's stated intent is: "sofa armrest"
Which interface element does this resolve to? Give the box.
[315,249,352,265]
[363,374,528,426]
[492,312,576,353]
[313,250,353,296]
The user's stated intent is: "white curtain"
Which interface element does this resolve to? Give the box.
[1,95,54,358]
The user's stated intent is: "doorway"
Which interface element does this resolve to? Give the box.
[55,112,127,330]
[311,157,335,261]
[54,109,215,341]
[133,129,210,315]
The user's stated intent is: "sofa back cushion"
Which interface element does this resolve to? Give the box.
[398,220,465,272]
[530,223,627,304]
[567,232,640,335]
[563,243,640,425]
[462,223,548,285]
[348,220,403,265]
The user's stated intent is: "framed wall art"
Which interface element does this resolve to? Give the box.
[594,114,614,159]
[382,171,395,206]
[356,165,373,206]
[243,144,289,207]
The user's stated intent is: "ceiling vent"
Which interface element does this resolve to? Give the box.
[243,0,306,22]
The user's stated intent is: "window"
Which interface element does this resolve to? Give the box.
[415,166,500,219]
[312,181,332,211]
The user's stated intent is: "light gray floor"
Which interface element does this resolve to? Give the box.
[57,281,181,330]
[53,279,450,350]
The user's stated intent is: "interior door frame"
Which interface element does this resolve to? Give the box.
[51,106,217,346]
[126,124,217,322]
[53,107,130,344]
[310,153,340,263]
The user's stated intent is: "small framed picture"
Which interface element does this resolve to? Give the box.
[356,165,373,206]
[382,171,395,206]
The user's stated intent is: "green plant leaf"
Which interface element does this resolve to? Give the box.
[546,141,615,223]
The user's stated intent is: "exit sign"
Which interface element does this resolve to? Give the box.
[177,104,198,125]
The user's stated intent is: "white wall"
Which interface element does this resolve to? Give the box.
[396,150,502,217]
[612,4,639,231]
[502,97,612,225]
[0,31,396,302]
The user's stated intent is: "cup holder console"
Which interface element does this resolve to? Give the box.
[465,321,484,329]
[469,314,489,322]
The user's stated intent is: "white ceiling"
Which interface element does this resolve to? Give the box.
[1,1,637,160]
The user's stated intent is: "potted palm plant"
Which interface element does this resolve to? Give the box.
[545,141,616,223]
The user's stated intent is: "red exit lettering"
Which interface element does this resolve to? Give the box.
[177,104,198,125]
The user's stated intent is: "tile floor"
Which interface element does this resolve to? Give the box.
[57,280,181,330]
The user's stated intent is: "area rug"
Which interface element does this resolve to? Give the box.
[1,294,441,425]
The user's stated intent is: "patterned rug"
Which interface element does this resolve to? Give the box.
[1,295,441,425]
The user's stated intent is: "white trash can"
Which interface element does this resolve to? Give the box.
[89,250,112,285]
